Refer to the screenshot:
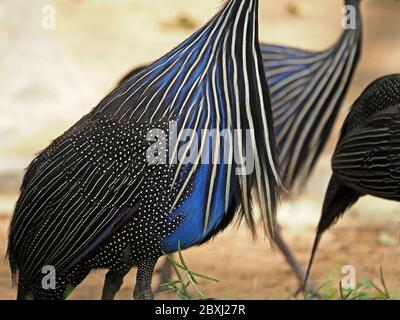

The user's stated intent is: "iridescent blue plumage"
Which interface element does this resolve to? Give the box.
[8,0,279,300]
[116,0,363,292]
[158,0,280,251]
[119,1,363,194]
[95,0,365,298]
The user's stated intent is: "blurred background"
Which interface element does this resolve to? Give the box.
[0,0,399,299]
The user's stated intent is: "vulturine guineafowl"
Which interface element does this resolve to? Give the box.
[262,0,363,289]
[303,74,400,290]
[121,0,363,192]
[120,0,363,292]
[264,0,363,192]
[7,0,280,300]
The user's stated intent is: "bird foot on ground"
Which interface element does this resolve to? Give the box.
[293,285,321,300]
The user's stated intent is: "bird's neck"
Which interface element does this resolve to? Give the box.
[224,0,258,16]
[345,0,360,6]
[344,0,362,32]
[344,0,362,16]
[228,0,257,6]
[219,0,260,50]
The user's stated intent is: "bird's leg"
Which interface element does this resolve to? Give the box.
[101,269,130,300]
[274,226,319,296]
[133,258,158,300]
[154,256,173,294]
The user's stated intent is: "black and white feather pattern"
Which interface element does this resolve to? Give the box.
[332,75,400,200]
[261,0,363,192]
[7,0,280,288]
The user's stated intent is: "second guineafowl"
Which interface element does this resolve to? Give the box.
[303,74,400,287]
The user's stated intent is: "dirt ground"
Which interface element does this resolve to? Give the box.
[1,0,400,300]
[1,212,400,300]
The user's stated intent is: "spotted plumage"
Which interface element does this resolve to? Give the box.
[121,0,363,194]
[8,0,280,300]
[119,0,364,292]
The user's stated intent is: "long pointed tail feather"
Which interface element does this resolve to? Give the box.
[302,175,360,292]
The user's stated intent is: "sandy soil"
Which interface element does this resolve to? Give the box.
[1,214,400,300]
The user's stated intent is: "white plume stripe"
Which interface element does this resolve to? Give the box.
[168,101,204,189]
[265,50,332,68]
[24,158,145,276]
[48,176,145,274]
[10,0,282,284]
[275,49,340,148]
[14,176,67,248]
[285,47,354,184]
[204,64,222,233]
[279,34,352,161]
[138,1,236,123]
[272,79,307,108]
[252,43,280,188]
[107,18,215,117]
[309,45,357,147]
[272,86,306,120]
[239,0,259,230]
[101,20,217,116]
[269,63,325,105]
[270,76,311,105]
[24,194,90,275]
[126,60,182,122]
[14,142,75,213]
[269,61,324,94]
[251,3,279,234]
[262,15,362,192]
[231,0,251,223]
[13,167,64,229]
[166,1,236,177]
[221,31,234,214]
[292,45,359,189]
[170,97,211,212]
[167,3,236,171]
[162,4,237,122]
[267,64,313,78]
[262,45,310,56]
[292,41,356,172]
[168,100,198,170]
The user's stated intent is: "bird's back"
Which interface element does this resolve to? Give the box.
[319,74,400,229]
[7,111,171,283]
[332,75,400,200]
[302,75,400,287]
[7,0,281,292]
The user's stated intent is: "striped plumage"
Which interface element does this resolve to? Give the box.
[303,74,400,288]
[118,0,364,293]
[121,0,363,193]
[262,0,362,192]
[7,0,280,300]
